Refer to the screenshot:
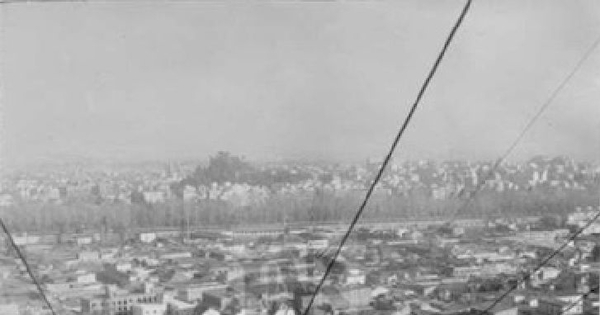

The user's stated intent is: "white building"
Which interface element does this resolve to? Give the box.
[345,268,366,285]
[76,236,93,246]
[77,251,101,262]
[132,303,167,315]
[166,298,196,315]
[74,272,97,284]
[139,232,157,243]
[143,191,166,204]
[115,261,133,272]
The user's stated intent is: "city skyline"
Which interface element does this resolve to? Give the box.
[1,2,600,315]
[2,0,600,169]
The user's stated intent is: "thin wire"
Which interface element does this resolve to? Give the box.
[558,285,598,315]
[0,218,58,315]
[479,209,600,314]
[301,0,474,314]
[455,31,600,315]
[447,33,600,223]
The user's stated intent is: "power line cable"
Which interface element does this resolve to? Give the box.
[468,33,600,314]
[558,284,598,315]
[301,0,474,314]
[446,33,600,224]
[0,218,58,315]
[479,207,600,315]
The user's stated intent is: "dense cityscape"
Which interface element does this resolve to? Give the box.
[0,154,599,315]
[3,0,599,314]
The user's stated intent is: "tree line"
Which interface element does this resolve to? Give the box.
[2,186,598,233]
[2,152,598,233]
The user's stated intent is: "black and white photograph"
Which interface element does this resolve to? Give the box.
[0,1,599,315]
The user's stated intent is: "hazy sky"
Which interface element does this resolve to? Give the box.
[2,0,599,167]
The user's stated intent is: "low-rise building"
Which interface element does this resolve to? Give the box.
[76,235,94,246]
[81,283,163,315]
[177,283,228,302]
[160,252,193,261]
[307,239,329,250]
[132,303,167,315]
[139,233,157,244]
[538,294,583,315]
[345,268,366,285]
[166,298,196,315]
[73,272,97,284]
[78,251,101,262]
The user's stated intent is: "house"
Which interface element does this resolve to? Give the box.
[534,266,561,283]
[160,251,193,261]
[73,272,97,284]
[214,261,289,284]
[409,230,424,240]
[143,191,166,204]
[516,229,570,242]
[137,257,160,267]
[472,302,518,315]
[454,248,514,263]
[538,295,582,315]
[396,228,411,238]
[46,282,72,294]
[12,233,41,246]
[431,282,470,302]
[129,267,154,283]
[139,233,157,244]
[307,239,329,250]
[345,268,366,285]
[177,283,228,302]
[81,283,163,315]
[512,291,543,308]
[480,263,517,277]
[453,266,482,278]
[211,265,231,282]
[166,298,196,315]
[167,270,195,284]
[340,286,371,308]
[202,288,242,315]
[132,303,167,315]
[78,251,101,262]
[100,249,119,261]
[225,227,282,239]
[221,243,246,254]
[567,208,597,227]
[115,261,133,273]
[76,235,94,246]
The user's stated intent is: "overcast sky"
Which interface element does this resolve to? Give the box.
[2,0,599,167]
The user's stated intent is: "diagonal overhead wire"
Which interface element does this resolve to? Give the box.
[0,218,58,315]
[479,206,600,315]
[558,284,598,315]
[434,31,600,315]
[301,1,474,314]
[447,33,600,223]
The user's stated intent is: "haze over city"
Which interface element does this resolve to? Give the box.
[2,0,599,168]
[2,2,600,315]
